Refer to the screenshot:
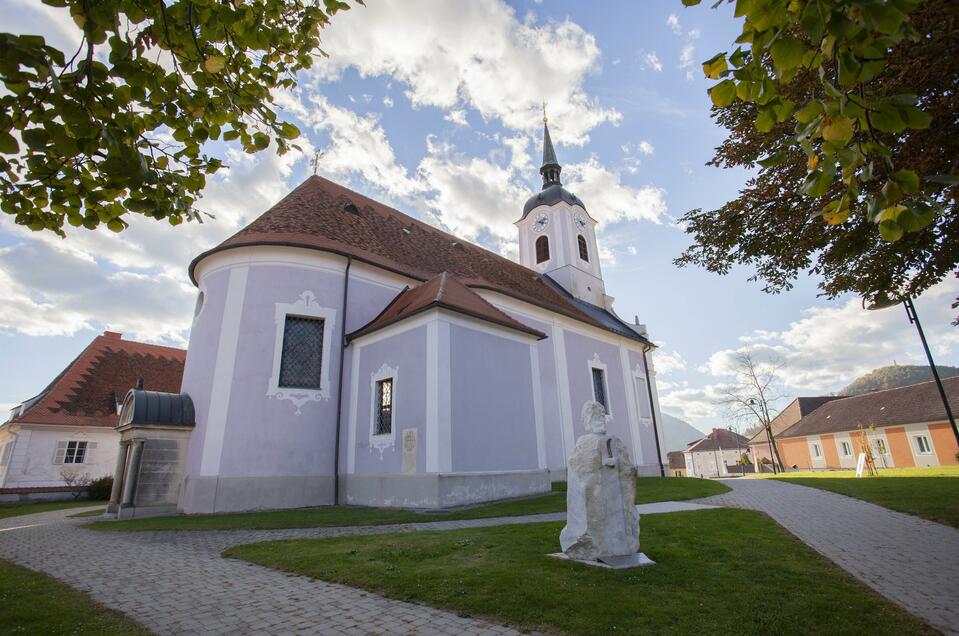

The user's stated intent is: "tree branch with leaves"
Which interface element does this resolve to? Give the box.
[0,0,357,235]
[678,0,958,314]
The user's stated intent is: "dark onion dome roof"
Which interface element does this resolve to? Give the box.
[118,389,195,429]
[521,183,588,219]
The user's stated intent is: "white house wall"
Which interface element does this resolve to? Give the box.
[0,425,119,489]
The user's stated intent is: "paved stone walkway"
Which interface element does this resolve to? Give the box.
[0,501,714,635]
[695,478,959,635]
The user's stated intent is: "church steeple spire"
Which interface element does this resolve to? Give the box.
[539,116,562,189]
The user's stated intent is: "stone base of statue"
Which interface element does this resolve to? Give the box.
[553,401,654,569]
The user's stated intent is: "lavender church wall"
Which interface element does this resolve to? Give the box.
[450,325,539,473]
[563,331,635,458]
[628,348,664,468]
[350,326,428,475]
[182,268,229,478]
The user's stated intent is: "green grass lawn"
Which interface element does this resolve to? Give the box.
[0,500,107,521]
[86,477,728,532]
[0,559,150,635]
[771,468,959,527]
[225,509,932,635]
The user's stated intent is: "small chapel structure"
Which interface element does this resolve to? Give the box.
[176,121,667,513]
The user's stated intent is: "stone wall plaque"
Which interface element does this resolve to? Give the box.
[401,428,417,474]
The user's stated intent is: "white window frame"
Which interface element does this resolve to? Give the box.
[840,441,853,457]
[913,434,933,455]
[811,443,822,459]
[53,440,96,465]
[369,362,399,456]
[874,438,888,455]
[267,291,336,414]
[587,353,612,417]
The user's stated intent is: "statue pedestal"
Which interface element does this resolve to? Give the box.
[548,551,655,570]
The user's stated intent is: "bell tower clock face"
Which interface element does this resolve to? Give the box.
[574,213,588,232]
[532,212,550,233]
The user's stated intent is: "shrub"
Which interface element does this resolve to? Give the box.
[88,475,114,501]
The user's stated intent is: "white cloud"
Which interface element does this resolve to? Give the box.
[383,96,394,108]
[679,44,696,69]
[313,0,620,144]
[0,241,195,345]
[667,14,682,35]
[654,348,687,375]
[699,278,959,393]
[444,109,469,126]
[637,140,655,155]
[642,51,663,72]
[563,156,667,227]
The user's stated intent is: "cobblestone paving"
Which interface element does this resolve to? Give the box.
[695,478,959,635]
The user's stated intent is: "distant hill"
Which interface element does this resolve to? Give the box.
[838,365,959,396]
[661,412,707,452]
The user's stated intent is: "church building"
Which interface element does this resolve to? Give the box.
[177,122,667,513]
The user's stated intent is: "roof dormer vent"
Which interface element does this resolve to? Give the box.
[342,201,360,215]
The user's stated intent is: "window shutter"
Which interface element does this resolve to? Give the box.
[53,441,68,465]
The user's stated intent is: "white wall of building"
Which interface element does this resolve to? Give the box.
[684,447,744,478]
[0,424,120,489]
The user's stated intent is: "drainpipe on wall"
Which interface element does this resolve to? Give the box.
[332,256,353,505]
[641,345,665,477]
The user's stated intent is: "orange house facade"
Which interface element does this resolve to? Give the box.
[775,377,959,470]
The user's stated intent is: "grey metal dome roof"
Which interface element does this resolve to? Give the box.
[118,389,195,429]
[521,183,588,219]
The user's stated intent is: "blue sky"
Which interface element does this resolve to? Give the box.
[2,0,957,433]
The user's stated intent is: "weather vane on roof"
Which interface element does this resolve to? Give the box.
[542,100,548,124]
[310,150,321,176]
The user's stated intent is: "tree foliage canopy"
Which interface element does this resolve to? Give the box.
[0,0,355,235]
[678,0,958,310]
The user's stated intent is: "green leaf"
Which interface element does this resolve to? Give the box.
[204,55,227,73]
[702,53,728,80]
[878,219,904,241]
[890,169,919,194]
[770,37,804,72]
[794,100,823,124]
[708,80,737,107]
[821,116,854,144]
[279,122,300,140]
[862,3,906,35]
[252,132,270,151]
[758,152,786,168]
[0,131,18,154]
[755,108,777,133]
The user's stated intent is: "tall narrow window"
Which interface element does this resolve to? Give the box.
[915,435,932,454]
[840,441,852,457]
[812,443,822,458]
[577,235,589,262]
[375,378,393,435]
[591,368,607,411]
[875,439,887,455]
[279,316,325,389]
[535,235,550,263]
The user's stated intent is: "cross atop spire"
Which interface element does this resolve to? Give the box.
[540,119,561,189]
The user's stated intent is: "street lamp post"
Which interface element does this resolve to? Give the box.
[866,295,959,447]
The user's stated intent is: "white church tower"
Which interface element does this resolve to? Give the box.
[516,118,608,307]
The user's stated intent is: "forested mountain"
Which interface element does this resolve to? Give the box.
[838,365,959,396]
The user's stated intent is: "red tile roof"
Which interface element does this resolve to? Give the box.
[6,332,186,428]
[778,377,959,439]
[190,175,646,343]
[746,396,841,445]
[348,272,547,341]
[685,428,750,453]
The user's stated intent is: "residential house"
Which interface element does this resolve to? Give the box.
[683,428,750,478]
[777,377,959,469]
[0,332,185,501]
[747,396,839,470]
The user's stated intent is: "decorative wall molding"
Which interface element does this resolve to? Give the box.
[266,291,337,415]
[368,362,398,458]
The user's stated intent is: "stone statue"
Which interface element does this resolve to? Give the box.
[560,400,640,561]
